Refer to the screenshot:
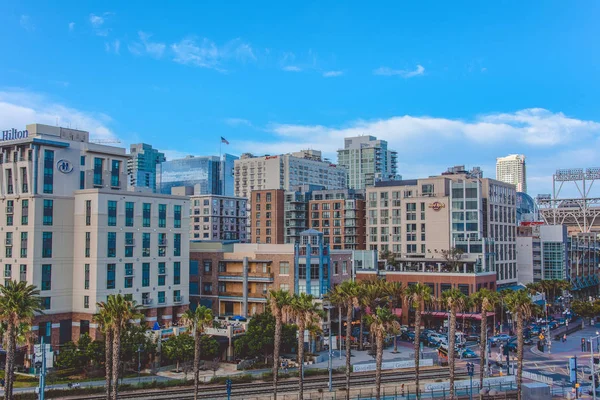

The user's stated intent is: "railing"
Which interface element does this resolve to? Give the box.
[173,295,184,303]
[5,206,13,213]
[125,269,134,276]
[158,239,168,246]
[5,239,12,246]
[157,298,166,305]
[142,298,153,306]
[4,271,11,278]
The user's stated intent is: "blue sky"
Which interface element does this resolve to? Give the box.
[1,1,600,196]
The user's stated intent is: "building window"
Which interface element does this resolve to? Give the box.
[158,233,167,257]
[21,167,27,193]
[84,264,90,290]
[143,203,151,227]
[174,290,181,302]
[84,296,90,309]
[173,233,181,257]
[142,233,151,257]
[173,262,181,285]
[203,283,212,294]
[5,233,12,258]
[125,202,134,226]
[279,261,290,275]
[174,205,182,228]
[158,204,167,228]
[21,200,28,225]
[93,157,103,186]
[124,276,133,288]
[125,232,134,257]
[43,199,53,225]
[20,232,27,258]
[125,263,133,276]
[142,263,150,287]
[106,264,116,289]
[80,171,85,190]
[85,232,91,258]
[81,155,86,166]
[158,291,165,304]
[108,201,117,226]
[19,265,26,282]
[280,283,289,292]
[4,264,11,282]
[42,298,51,310]
[107,232,116,257]
[342,261,348,275]
[85,200,92,225]
[111,160,120,187]
[158,262,166,286]
[43,150,54,194]
[42,232,52,258]
[203,260,212,273]
[41,264,51,290]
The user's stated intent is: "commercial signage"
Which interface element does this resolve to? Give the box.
[1,128,29,141]
[265,155,278,160]
[56,159,74,174]
[353,358,433,373]
[429,201,445,211]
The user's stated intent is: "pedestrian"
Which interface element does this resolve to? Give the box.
[563,334,567,343]
[1,378,5,387]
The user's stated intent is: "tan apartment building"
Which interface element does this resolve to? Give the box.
[187,194,248,242]
[0,124,190,346]
[250,189,285,244]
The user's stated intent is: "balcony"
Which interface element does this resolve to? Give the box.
[174,295,184,303]
[5,206,13,214]
[218,271,274,282]
[5,239,12,246]
[142,298,153,306]
[125,269,134,276]
[158,239,168,246]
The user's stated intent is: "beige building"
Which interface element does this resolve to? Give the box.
[0,124,189,346]
[233,150,346,198]
[496,154,527,193]
[188,194,248,242]
[366,166,517,286]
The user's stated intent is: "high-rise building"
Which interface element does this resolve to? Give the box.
[337,135,399,189]
[0,124,190,346]
[157,154,238,196]
[127,143,165,192]
[188,194,248,242]
[233,150,346,198]
[496,154,527,193]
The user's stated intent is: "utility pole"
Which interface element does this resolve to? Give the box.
[138,344,142,384]
[326,304,333,392]
[37,337,47,400]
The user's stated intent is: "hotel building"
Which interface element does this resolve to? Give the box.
[0,124,189,346]
[496,154,527,193]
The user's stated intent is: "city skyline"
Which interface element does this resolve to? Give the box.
[2,1,600,197]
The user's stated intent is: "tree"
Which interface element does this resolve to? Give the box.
[289,293,322,400]
[181,305,214,400]
[385,282,404,353]
[441,288,466,400]
[572,299,600,319]
[163,334,194,372]
[268,289,292,400]
[327,281,360,400]
[504,289,533,400]
[366,307,400,400]
[234,310,297,361]
[360,280,391,349]
[441,247,464,272]
[119,323,156,372]
[472,288,500,393]
[55,341,81,370]
[94,302,114,400]
[0,281,43,400]
[105,295,142,400]
[404,283,432,398]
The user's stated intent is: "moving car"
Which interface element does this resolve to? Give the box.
[490,334,511,346]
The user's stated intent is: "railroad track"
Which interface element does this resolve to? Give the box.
[76,368,467,400]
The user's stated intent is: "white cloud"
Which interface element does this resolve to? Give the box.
[89,12,112,36]
[68,22,75,31]
[323,70,343,77]
[224,118,252,127]
[19,15,34,31]
[89,14,104,27]
[128,31,166,58]
[105,39,120,54]
[160,149,192,161]
[171,37,254,71]
[0,89,118,140]
[374,64,425,78]
[282,65,302,72]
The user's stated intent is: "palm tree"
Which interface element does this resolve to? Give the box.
[361,280,391,349]
[366,306,400,400]
[441,288,467,400]
[0,281,43,400]
[404,283,432,398]
[181,305,214,400]
[289,293,322,400]
[504,289,533,400]
[105,294,142,400]
[327,281,360,400]
[385,281,404,353]
[472,288,500,393]
[268,289,292,400]
[94,302,114,400]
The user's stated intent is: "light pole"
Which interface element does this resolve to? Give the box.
[590,332,600,400]
[324,301,333,392]
[137,344,143,384]
[466,362,474,400]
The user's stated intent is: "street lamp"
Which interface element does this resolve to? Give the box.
[137,344,143,384]
[589,332,600,400]
[466,362,475,400]
[323,301,334,392]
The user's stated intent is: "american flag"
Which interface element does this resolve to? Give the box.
[221,137,229,145]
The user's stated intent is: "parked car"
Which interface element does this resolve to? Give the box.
[490,334,511,346]
[466,333,481,343]
[401,331,415,342]
[549,321,559,330]
[461,348,478,358]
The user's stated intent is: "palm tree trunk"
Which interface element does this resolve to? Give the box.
[273,312,282,400]
[105,329,113,400]
[479,305,487,398]
[414,305,422,399]
[111,326,121,400]
[375,331,384,400]
[4,322,15,400]
[359,313,364,351]
[516,312,524,400]
[345,304,353,400]
[297,321,305,400]
[449,310,457,400]
[194,330,201,400]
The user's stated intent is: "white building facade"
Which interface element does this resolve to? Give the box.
[189,194,248,242]
[496,154,527,193]
[0,124,189,346]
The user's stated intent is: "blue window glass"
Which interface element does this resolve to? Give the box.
[80,155,86,166]
[106,263,115,289]
[41,264,51,290]
[43,199,53,225]
[43,150,54,194]
[42,232,52,258]
[142,233,150,257]
[93,158,103,186]
[173,233,181,257]
[125,202,134,226]
[174,205,182,228]
[80,170,85,189]
[174,262,181,285]
[108,200,117,226]
[158,204,166,228]
[111,160,120,187]
[142,263,150,287]
[143,203,151,227]
[107,232,116,257]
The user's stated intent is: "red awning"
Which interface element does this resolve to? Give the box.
[422,311,494,320]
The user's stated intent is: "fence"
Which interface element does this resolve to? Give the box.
[522,370,554,385]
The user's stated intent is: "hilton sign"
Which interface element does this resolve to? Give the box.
[1,128,29,142]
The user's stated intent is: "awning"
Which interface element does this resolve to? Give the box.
[422,311,493,321]
[497,284,526,292]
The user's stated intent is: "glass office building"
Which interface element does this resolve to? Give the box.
[157,154,238,195]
